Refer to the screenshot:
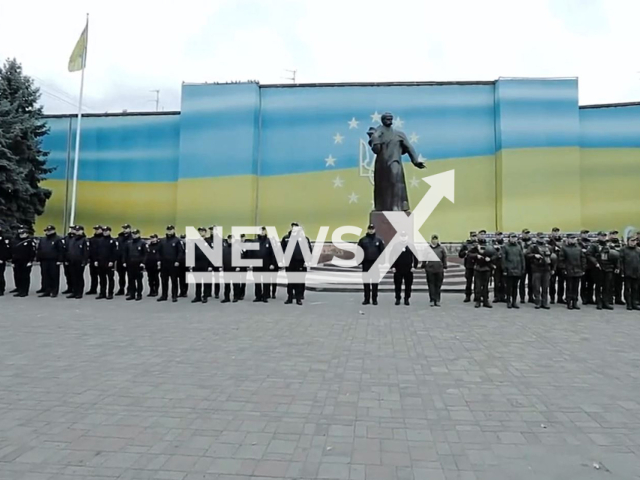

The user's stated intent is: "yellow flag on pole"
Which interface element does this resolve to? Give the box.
[68,23,88,72]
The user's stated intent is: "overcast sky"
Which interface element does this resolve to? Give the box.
[1,0,638,114]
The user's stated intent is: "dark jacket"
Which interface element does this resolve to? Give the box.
[92,236,118,265]
[235,240,249,272]
[491,238,505,268]
[502,242,526,277]
[358,233,385,264]
[472,240,496,272]
[158,234,183,264]
[61,233,75,262]
[146,241,160,265]
[525,241,556,273]
[587,240,619,272]
[424,243,448,274]
[222,239,235,271]
[547,236,563,254]
[37,233,64,262]
[12,237,37,263]
[0,235,10,262]
[193,237,213,271]
[579,237,592,269]
[619,246,640,279]
[519,237,534,269]
[67,235,89,264]
[209,234,224,270]
[248,235,277,270]
[458,240,477,269]
[281,232,312,265]
[117,232,132,262]
[124,237,147,265]
[559,243,586,277]
[88,234,103,261]
[391,243,418,273]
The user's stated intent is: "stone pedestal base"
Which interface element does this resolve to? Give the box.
[369,210,411,245]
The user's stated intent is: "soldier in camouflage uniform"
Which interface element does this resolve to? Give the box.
[458,231,478,303]
[491,231,506,303]
[609,230,625,305]
[518,229,534,303]
[548,227,565,304]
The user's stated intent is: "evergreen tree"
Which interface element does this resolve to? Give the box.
[0,58,53,234]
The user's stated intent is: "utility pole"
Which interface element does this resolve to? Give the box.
[150,89,160,111]
[284,69,297,84]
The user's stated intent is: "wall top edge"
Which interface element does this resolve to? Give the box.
[497,76,578,81]
[580,101,640,110]
[182,80,497,88]
[261,80,496,88]
[43,111,181,119]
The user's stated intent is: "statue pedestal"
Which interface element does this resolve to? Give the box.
[369,210,411,245]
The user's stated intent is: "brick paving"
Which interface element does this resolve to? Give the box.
[0,284,640,479]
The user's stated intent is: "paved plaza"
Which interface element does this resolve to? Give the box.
[1,286,640,479]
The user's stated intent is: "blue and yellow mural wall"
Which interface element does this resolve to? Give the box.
[38,78,640,241]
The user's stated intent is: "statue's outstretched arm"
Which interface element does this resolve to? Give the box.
[400,132,425,168]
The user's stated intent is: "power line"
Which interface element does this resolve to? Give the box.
[32,75,94,112]
[39,88,91,112]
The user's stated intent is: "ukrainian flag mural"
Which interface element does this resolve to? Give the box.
[39,113,180,235]
[38,78,640,240]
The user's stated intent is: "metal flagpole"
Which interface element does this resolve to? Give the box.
[69,13,88,227]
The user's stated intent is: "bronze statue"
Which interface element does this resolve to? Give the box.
[369,112,426,211]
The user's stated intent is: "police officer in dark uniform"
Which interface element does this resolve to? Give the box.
[145,234,161,297]
[237,234,248,300]
[502,233,525,309]
[124,229,147,301]
[491,231,506,303]
[390,231,418,306]
[116,224,132,296]
[66,225,89,299]
[609,230,625,305]
[357,224,385,306]
[178,234,189,298]
[208,226,222,299]
[579,229,594,304]
[96,226,118,299]
[472,230,495,308]
[0,227,10,296]
[588,231,619,310]
[548,227,565,304]
[620,236,640,311]
[526,232,556,310]
[458,231,477,303]
[222,234,240,303]
[270,227,287,300]
[86,225,104,295]
[158,225,183,303]
[519,229,534,303]
[282,223,312,305]
[559,234,586,310]
[61,226,76,295]
[36,225,64,297]
[191,227,213,304]
[11,228,36,297]
[252,227,277,303]
[8,225,27,294]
